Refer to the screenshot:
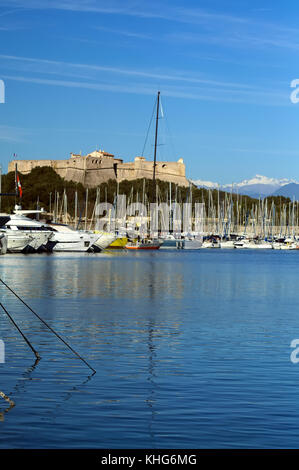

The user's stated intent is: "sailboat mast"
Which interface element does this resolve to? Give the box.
[152,91,160,202]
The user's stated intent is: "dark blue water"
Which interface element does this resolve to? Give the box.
[1,250,299,448]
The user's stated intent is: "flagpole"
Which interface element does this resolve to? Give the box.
[15,163,17,207]
[0,161,19,197]
[0,165,2,212]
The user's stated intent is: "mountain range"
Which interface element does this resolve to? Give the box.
[193,175,299,200]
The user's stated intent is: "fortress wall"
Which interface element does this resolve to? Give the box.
[8,151,189,188]
[9,156,116,187]
[117,159,189,187]
[8,159,54,174]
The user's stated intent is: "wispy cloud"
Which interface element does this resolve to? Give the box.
[0,51,290,106]
[1,0,298,34]
[0,53,260,90]
[0,125,30,142]
[2,0,299,57]
[1,72,289,106]
[1,0,299,55]
[0,0,266,25]
[228,147,299,156]
[165,28,299,54]
[93,25,152,40]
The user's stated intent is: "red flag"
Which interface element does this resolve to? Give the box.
[17,174,22,198]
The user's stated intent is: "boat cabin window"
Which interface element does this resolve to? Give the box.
[0,216,10,227]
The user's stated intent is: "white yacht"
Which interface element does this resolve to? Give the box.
[233,238,272,249]
[2,231,34,253]
[47,223,101,252]
[201,238,221,249]
[0,212,55,253]
[181,237,202,250]
[0,232,7,255]
[159,234,184,249]
[220,239,235,249]
[272,238,299,250]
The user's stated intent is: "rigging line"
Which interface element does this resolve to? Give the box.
[0,279,96,375]
[141,99,156,157]
[0,301,40,361]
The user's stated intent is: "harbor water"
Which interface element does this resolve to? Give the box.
[1,250,299,448]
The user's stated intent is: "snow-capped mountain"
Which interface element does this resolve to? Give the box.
[272,183,299,200]
[193,175,299,199]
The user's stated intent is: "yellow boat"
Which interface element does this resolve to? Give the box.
[108,237,128,249]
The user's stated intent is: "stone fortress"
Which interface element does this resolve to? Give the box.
[8,149,189,188]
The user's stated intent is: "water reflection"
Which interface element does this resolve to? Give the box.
[2,250,299,447]
[0,357,39,422]
[0,253,186,300]
[0,390,15,421]
[145,318,157,447]
[1,251,298,306]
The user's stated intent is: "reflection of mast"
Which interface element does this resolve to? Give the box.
[146,258,157,445]
[146,319,156,445]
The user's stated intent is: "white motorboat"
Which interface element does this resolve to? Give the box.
[0,232,7,254]
[1,230,33,253]
[201,238,221,248]
[233,238,250,249]
[47,223,101,252]
[220,240,235,249]
[251,241,272,249]
[272,238,299,250]
[181,238,202,250]
[0,212,55,253]
[159,234,185,249]
[234,238,272,249]
[159,234,202,249]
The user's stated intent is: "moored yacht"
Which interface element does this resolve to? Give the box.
[201,237,221,249]
[0,211,55,253]
[0,232,7,255]
[220,240,235,249]
[2,231,34,253]
[159,234,183,249]
[272,237,299,250]
[233,238,272,249]
[47,223,101,252]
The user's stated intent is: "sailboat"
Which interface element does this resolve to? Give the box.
[125,91,162,251]
[125,238,161,250]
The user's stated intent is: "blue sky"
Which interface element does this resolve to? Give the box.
[0,0,299,184]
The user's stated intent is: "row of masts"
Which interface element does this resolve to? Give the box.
[46,185,299,238]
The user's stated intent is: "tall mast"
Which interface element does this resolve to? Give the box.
[152,91,160,202]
